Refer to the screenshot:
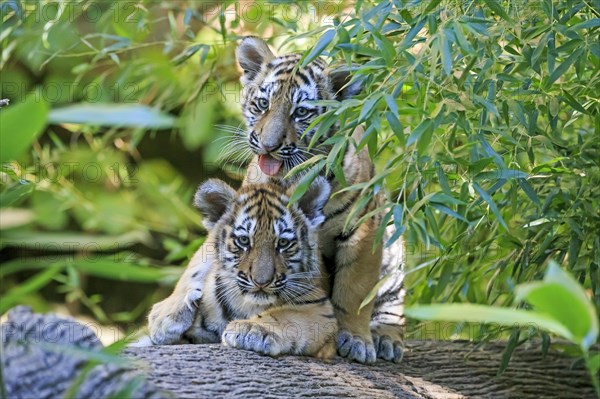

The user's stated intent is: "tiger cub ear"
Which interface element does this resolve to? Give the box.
[194,179,236,230]
[329,67,363,100]
[236,36,275,83]
[294,176,331,229]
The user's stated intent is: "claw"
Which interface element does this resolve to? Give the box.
[372,331,404,363]
[336,330,376,364]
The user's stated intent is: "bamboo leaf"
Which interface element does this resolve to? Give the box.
[0,94,49,163]
[406,304,573,341]
[300,29,335,67]
[483,0,513,23]
[545,48,584,89]
[473,182,508,230]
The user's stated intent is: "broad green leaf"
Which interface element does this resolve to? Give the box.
[287,161,325,205]
[499,328,521,374]
[67,257,181,285]
[359,93,382,122]
[431,203,469,223]
[0,94,49,163]
[386,111,404,145]
[451,21,473,53]
[284,154,325,179]
[440,31,452,75]
[172,43,210,65]
[0,180,34,208]
[372,32,395,66]
[417,121,434,155]
[48,104,175,128]
[430,192,466,206]
[568,18,600,31]
[405,304,573,341]
[384,94,398,116]
[400,17,426,49]
[516,261,599,350]
[588,353,600,375]
[545,48,584,89]
[1,263,63,314]
[475,169,529,181]
[1,230,150,250]
[561,90,588,114]
[358,274,391,313]
[518,180,541,207]
[300,29,335,67]
[406,119,433,148]
[423,0,442,14]
[483,0,513,22]
[473,182,508,230]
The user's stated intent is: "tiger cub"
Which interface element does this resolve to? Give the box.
[148,177,337,358]
[235,37,405,363]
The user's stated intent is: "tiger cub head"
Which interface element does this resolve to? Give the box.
[235,36,361,179]
[194,177,331,307]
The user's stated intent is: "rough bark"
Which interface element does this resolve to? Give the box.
[1,307,596,399]
[125,341,596,399]
[1,306,170,399]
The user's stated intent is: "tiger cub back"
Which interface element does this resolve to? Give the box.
[183,177,337,358]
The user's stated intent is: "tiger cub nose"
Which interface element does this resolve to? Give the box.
[252,273,275,288]
[261,141,281,152]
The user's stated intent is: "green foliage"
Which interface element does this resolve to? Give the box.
[407,261,600,393]
[0,94,48,163]
[299,0,599,323]
[0,0,598,379]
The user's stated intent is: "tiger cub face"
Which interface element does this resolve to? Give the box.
[236,36,361,178]
[194,177,330,309]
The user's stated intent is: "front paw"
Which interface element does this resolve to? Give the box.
[336,330,376,364]
[148,289,202,345]
[371,326,404,363]
[371,324,404,363]
[222,321,287,357]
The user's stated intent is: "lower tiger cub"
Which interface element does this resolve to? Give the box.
[148,177,337,358]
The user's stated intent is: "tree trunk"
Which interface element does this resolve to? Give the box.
[125,340,596,399]
[2,307,596,399]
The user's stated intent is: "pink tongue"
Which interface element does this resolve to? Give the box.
[258,155,283,176]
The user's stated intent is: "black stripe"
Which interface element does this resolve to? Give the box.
[335,226,358,242]
[306,65,317,81]
[372,311,403,317]
[273,67,294,76]
[331,301,348,315]
[325,192,361,221]
[297,296,328,305]
[295,71,311,85]
[215,275,235,321]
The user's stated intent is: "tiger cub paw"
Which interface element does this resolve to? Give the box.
[147,288,202,345]
[371,326,404,363]
[336,330,376,364]
[222,321,288,357]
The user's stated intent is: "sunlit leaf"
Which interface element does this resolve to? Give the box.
[406,304,573,340]
[48,104,175,128]
[0,94,48,163]
[300,29,335,67]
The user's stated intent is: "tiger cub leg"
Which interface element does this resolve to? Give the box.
[147,246,211,344]
[222,295,337,358]
[332,225,383,364]
[370,229,406,362]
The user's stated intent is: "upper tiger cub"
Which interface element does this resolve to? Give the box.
[149,177,337,358]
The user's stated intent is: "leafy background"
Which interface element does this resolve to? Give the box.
[1,0,598,377]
